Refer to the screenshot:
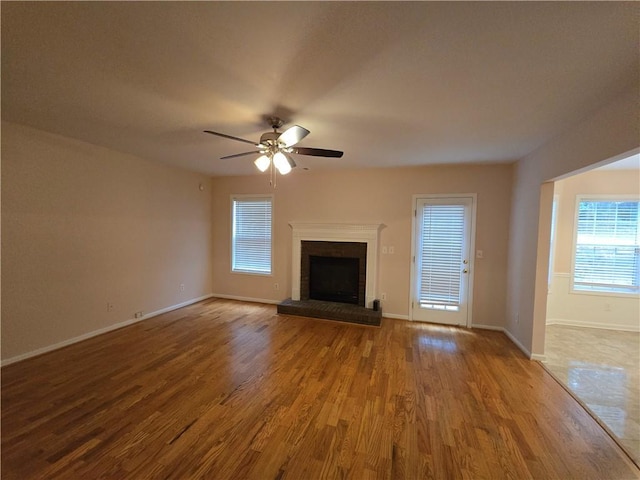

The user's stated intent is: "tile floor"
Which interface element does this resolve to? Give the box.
[544,324,640,465]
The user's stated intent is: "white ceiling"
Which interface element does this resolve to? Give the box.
[2,2,638,176]
[595,153,640,171]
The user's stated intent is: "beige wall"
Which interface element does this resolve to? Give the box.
[546,168,640,331]
[1,122,213,361]
[211,164,512,327]
[507,86,640,357]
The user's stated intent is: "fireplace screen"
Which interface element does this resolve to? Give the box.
[309,255,360,304]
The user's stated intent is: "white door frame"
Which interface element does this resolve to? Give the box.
[409,193,477,326]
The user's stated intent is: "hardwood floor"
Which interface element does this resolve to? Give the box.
[2,298,638,479]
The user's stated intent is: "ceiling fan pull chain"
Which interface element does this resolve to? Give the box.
[273,159,278,188]
[270,156,276,188]
[269,157,273,187]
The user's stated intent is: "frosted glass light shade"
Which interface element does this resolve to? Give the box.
[254,155,270,172]
[273,152,292,175]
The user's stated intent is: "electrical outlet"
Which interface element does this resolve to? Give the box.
[382,246,388,254]
[180,283,185,292]
[107,302,114,312]
[604,303,612,312]
[274,283,279,290]
[389,246,395,254]
[515,313,520,324]
[135,311,144,319]
[381,293,387,301]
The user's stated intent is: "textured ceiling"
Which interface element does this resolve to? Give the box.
[2,2,638,176]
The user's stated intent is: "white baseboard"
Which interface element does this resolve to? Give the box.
[211,293,281,305]
[211,295,409,318]
[146,294,216,318]
[503,328,534,359]
[211,294,407,320]
[383,313,409,320]
[546,317,640,332]
[2,295,547,366]
[1,294,215,367]
[472,324,545,360]
[471,323,503,331]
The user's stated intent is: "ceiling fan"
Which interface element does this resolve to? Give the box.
[204,116,343,183]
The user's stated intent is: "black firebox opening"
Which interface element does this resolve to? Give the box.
[309,255,360,305]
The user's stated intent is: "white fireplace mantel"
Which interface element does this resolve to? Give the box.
[289,222,384,308]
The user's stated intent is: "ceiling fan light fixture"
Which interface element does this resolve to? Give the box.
[205,116,343,185]
[273,151,292,175]
[254,154,271,172]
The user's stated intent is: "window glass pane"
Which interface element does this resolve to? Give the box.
[573,200,639,294]
[232,197,272,274]
[419,204,465,306]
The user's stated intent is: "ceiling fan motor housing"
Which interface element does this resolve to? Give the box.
[266,116,285,129]
[259,131,282,148]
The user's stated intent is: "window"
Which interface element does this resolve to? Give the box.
[572,197,640,294]
[417,203,467,312]
[232,196,272,274]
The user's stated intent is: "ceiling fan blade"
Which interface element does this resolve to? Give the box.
[278,125,310,147]
[220,151,261,160]
[204,130,258,146]
[292,147,344,158]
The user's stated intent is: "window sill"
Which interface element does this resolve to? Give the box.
[231,269,272,277]
[570,288,639,299]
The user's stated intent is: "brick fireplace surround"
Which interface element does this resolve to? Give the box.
[300,240,367,306]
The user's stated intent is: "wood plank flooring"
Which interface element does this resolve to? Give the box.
[2,298,639,479]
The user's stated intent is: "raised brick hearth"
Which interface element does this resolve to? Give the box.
[277,298,382,326]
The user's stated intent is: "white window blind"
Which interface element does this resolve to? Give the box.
[419,204,465,308]
[573,199,639,294]
[232,197,272,274]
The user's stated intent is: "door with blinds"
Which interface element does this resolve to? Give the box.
[411,196,474,326]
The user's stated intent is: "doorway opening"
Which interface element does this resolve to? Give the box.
[543,153,640,465]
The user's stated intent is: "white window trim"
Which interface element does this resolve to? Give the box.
[548,194,559,292]
[570,194,640,298]
[230,194,274,276]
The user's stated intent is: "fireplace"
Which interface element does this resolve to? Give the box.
[310,256,359,304]
[288,223,382,308]
[301,241,367,306]
[277,223,383,326]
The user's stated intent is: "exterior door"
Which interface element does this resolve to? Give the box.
[411,196,474,326]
